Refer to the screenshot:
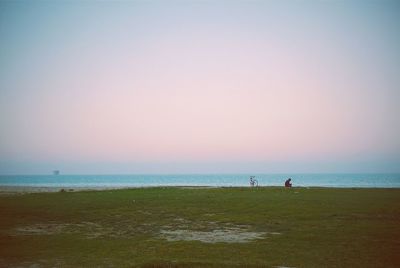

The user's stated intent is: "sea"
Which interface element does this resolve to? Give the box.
[0,173,399,188]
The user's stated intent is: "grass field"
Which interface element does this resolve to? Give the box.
[0,187,399,267]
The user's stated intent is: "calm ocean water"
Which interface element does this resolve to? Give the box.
[0,174,399,188]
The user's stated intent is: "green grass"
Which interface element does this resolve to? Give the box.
[1,187,399,267]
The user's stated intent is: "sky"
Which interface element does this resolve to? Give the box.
[0,0,399,174]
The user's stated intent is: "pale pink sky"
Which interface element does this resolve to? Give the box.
[0,1,399,173]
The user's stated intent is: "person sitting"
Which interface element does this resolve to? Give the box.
[285,178,292,187]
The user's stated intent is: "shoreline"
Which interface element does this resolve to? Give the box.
[0,185,220,193]
[0,185,398,194]
[0,186,117,193]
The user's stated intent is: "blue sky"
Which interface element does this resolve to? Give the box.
[0,0,399,174]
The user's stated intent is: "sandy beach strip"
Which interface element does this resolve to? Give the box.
[0,185,217,194]
[0,186,124,194]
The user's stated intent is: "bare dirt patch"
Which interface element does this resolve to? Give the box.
[160,228,266,243]
[12,221,155,239]
[13,218,281,243]
[13,222,102,237]
[15,223,72,235]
